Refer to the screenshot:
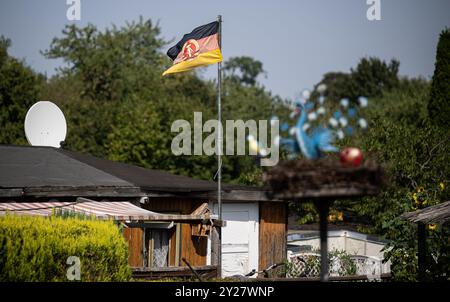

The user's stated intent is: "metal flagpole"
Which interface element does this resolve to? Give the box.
[216,14,223,277]
[217,14,222,221]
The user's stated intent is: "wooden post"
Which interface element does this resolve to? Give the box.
[316,200,330,282]
[417,222,426,281]
[211,224,222,278]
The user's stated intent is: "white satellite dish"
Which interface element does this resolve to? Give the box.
[24,101,67,148]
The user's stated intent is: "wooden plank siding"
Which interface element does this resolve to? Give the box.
[123,227,143,267]
[258,202,287,271]
[143,198,208,267]
[123,198,289,272]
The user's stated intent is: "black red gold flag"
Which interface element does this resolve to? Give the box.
[162,21,222,76]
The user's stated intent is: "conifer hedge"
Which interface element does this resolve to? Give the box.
[0,215,131,281]
[428,28,450,129]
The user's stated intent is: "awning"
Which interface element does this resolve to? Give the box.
[0,199,160,220]
[0,198,219,223]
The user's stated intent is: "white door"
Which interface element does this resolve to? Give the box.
[213,203,259,277]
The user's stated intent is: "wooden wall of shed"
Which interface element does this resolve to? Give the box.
[143,198,208,267]
[259,202,287,270]
[123,227,143,267]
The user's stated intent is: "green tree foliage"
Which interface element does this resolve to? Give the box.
[1,20,286,183]
[0,215,131,281]
[316,57,400,103]
[428,28,450,129]
[40,19,215,171]
[42,17,166,102]
[223,56,265,86]
[37,20,286,183]
[324,80,449,281]
[351,57,400,98]
[314,72,356,104]
[0,37,44,145]
[221,56,289,183]
[294,55,449,281]
[358,85,450,281]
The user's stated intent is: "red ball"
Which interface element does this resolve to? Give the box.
[340,147,363,167]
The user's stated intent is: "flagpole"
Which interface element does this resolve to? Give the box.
[217,14,222,221]
[217,14,223,277]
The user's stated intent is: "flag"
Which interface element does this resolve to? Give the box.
[162,21,222,76]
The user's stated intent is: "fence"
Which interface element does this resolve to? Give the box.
[286,251,390,281]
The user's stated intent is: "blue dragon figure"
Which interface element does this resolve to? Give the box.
[248,86,368,161]
[278,103,338,160]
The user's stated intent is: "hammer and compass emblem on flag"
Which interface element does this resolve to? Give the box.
[181,39,200,61]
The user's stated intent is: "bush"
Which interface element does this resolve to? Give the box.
[0,214,131,281]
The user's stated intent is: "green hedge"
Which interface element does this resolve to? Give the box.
[0,214,131,281]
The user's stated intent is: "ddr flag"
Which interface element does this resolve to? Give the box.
[162,21,222,76]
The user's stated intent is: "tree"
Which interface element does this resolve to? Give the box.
[351,57,400,99]
[341,84,449,281]
[223,56,265,86]
[39,19,288,183]
[314,72,356,103]
[296,55,449,281]
[0,37,44,145]
[42,17,166,102]
[315,57,400,103]
[428,28,450,129]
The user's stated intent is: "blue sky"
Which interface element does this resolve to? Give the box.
[0,0,449,99]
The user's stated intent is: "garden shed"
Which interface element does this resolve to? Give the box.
[0,145,287,279]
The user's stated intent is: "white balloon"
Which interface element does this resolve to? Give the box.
[302,123,310,131]
[308,112,318,121]
[317,84,327,94]
[339,117,348,127]
[358,118,368,129]
[318,96,325,104]
[358,96,368,107]
[340,98,349,108]
[301,89,311,100]
[328,117,339,128]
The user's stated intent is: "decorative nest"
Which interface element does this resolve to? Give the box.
[263,155,386,201]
